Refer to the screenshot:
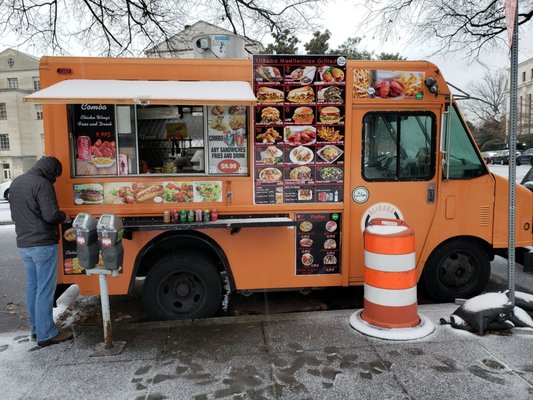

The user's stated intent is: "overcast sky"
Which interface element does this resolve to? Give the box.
[310,0,533,94]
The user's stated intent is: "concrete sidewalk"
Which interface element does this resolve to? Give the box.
[1,304,532,400]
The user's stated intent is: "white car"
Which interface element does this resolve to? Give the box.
[0,180,11,201]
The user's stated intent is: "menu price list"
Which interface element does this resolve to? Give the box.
[295,212,341,275]
[253,55,347,205]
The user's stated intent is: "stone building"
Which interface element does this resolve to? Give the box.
[0,48,44,183]
[145,20,264,58]
[517,57,533,137]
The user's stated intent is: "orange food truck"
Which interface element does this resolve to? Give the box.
[24,54,533,320]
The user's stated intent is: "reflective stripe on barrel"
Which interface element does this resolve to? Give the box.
[361,218,420,329]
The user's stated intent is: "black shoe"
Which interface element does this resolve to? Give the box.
[37,331,74,347]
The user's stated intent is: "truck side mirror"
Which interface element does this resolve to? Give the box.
[72,213,99,269]
[97,214,124,271]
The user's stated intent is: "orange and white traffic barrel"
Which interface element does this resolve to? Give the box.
[350,218,434,340]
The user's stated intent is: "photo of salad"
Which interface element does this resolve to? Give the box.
[194,182,223,202]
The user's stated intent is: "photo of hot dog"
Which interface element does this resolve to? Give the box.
[135,184,164,202]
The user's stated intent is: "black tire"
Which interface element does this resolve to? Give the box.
[517,159,521,166]
[530,158,533,167]
[143,252,222,320]
[421,239,490,302]
[4,189,8,202]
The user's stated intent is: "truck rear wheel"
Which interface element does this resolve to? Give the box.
[421,239,490,302]
[143,253,222,320]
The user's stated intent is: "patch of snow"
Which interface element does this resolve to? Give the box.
[463,292,510,313]
[516,291,533,303]
[513,306,533,328]
[53,284,80,321]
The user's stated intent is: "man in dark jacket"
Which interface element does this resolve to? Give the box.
[10,156,74,347]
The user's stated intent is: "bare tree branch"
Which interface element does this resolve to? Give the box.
[362,0,533,59]
[0,0,322,56]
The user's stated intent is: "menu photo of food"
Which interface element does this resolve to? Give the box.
[285,66,316,84]
[317,145,344,164]
[255,126,282,143]
[194,181,223,202]
[318,66,345,83]
[353,69,425,99]
[257,145,283,165]
[286,85,315,103]
[256,86,285,103]
[287,165,314,182]
[257,166,283,183]
[163,181,194,203]
[287,106,315,125]
[255,65,283,82]
[317,166,344,182]
[317,126,344,143]
[103,182,164,204]
[284,126,316,145]
[257,106,283,125]
[317,86,344,104]
[289,146,314,165]
[318,106,344,124]
[74,183,104,205]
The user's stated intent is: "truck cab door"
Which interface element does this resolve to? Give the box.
[347,110,439,282]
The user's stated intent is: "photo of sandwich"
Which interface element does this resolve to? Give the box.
[260,107,281,124]
[287,86,315,103]
[319,106,342,124]
[256,86,284,103]
[74,183,104,205]
[291,107,314,124]
[255,65,282,82]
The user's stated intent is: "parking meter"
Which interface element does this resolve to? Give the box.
[72,213,99,269]
[97,214,124,271]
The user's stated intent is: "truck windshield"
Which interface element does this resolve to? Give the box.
[445,104,486,179]
[363,111,436,181]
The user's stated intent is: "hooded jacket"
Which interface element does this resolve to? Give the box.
[10,156,66,248]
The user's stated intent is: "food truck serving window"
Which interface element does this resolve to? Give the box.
[69,104,249,177]
[363,112,436,181]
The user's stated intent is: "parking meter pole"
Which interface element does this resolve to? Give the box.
[98,273,113,349]
[85,268,125,356]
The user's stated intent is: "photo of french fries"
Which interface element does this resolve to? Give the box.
[395,72,424,97]
[352,69,372,99]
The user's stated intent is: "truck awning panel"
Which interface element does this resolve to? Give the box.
[24,79,257,105]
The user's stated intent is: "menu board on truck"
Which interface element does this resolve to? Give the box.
[295,212,342,275]
[253,55,346,205]
[207,105,248,174]
[71,104,117,176]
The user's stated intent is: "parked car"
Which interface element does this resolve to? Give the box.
[491,150,521,165]
[482,151,498,164]
[517,148,533,166]
[0,180,11,201]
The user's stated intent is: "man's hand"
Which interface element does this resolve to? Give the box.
[63,215,72,224]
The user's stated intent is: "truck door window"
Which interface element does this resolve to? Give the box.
[446,104,486,179]
[363,112,436,181]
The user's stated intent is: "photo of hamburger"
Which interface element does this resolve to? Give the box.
[319,106,342,124]
[287,86,315,103]
[256,87,284,103]
[292,107,314,124]
[75,183,104,204]
[260,107,281,124]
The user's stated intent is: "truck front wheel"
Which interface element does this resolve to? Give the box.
[421,239,490,302]
[143,253,222,320]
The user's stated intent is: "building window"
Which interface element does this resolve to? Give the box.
[2,164,10,180]
[0,134,10,150]
[35,104,43,120]
[7,78,18,89]
[7,58,14,68]
[523,71,526,82]
[33,76,41,91]
[0,103,6,119]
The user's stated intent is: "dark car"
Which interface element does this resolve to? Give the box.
[491,150,509,165]
[491,150,521,165]
[517,148,533,166]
